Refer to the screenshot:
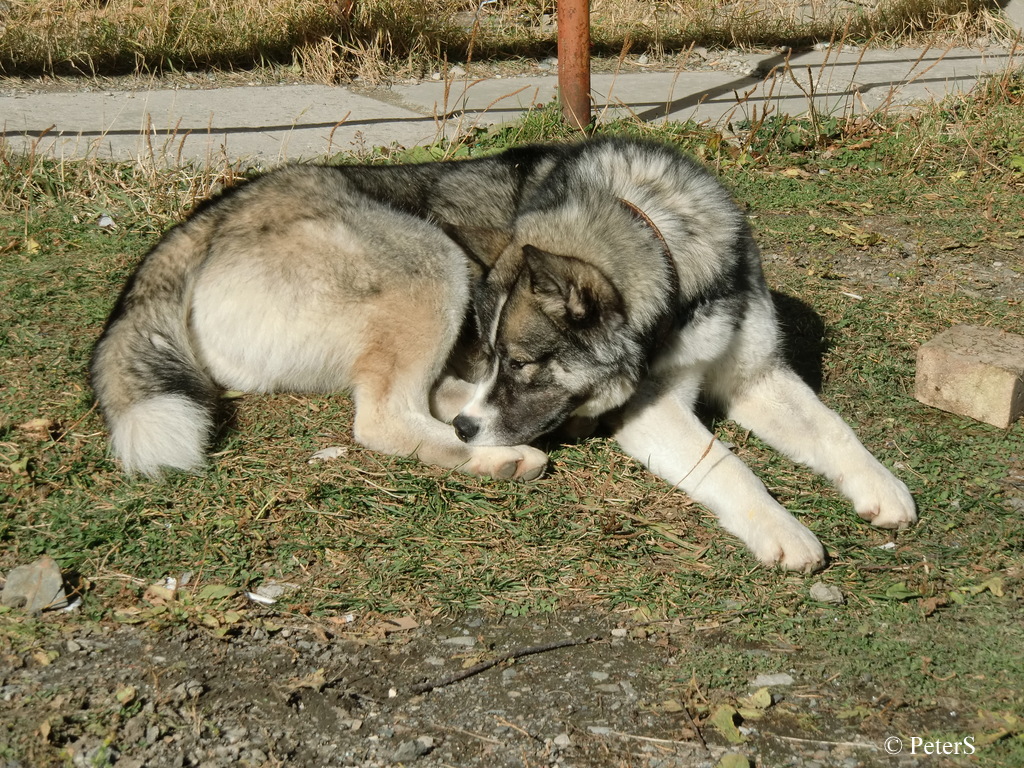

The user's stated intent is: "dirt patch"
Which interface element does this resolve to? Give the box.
[2,607,955,768]
[0,612,682,767]
[770,213,1023,300]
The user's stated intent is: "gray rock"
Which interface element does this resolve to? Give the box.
[391,736,434,762]
[750,672,795,687]
[441,635,476,648]
[171,680,204,702]
[810,581,845,604]
[1,556,68,613]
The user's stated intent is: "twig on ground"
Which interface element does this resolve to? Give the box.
[410,634,603,694]
[767,733,880,750]
[682,705,709,754]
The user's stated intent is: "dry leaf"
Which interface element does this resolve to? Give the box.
[921,595,947,617]
[308,446,349,463]
[17,417,57,441]
[741,687,773,710]
[115,684,138,705]
[287,668,328,693]
[708,705,745,744]
[143,583,177,605]
[375,615,419,635]
[967,577,1004,597]
[716,754,751,768]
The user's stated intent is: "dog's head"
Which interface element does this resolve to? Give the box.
[452,244,645,446]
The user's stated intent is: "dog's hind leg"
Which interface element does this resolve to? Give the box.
[718,364,916,530]
[614,378,827,572]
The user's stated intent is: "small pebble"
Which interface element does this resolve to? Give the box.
[441,635,476,648]
[391,736,434,762]
[810,581,845,604]
[750,673,795,687]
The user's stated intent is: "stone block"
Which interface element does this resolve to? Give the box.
[915,325,1024,429]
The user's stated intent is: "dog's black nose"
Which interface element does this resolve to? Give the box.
[452,414,479,442]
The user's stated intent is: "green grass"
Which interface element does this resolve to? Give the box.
[2,69,1024,762]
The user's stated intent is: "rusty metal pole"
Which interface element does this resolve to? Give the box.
[557,0,591,129]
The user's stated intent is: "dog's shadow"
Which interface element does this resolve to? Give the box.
[771,289,829,394]
[693,290,829,426]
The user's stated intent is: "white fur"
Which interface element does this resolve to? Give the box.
[110,395,211,479]
[456,293,507,440]
[615,379,828,572]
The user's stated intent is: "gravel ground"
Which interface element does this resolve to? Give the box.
[2,607,944,768]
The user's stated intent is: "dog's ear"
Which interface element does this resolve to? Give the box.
[523,245,624,330]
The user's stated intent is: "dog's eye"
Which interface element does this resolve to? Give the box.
[508,358,531,371]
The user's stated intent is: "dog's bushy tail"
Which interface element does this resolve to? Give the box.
[90,224,219,479]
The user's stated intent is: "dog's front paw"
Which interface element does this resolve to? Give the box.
[747,514,827,573]
[509,445,549,481]
[844,468,917,530]
[467,445,548,482]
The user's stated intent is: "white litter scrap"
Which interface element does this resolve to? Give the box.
[247,580,298,605]
[308,446,349,464]
[62,597,83,613]
[96,214,117,231]
[750,672,795,687]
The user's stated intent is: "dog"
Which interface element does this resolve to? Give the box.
[91,136,916,571]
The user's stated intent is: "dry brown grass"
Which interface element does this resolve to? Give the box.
[0,0,1015,85]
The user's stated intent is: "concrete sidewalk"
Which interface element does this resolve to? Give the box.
[1,38,1021,165]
